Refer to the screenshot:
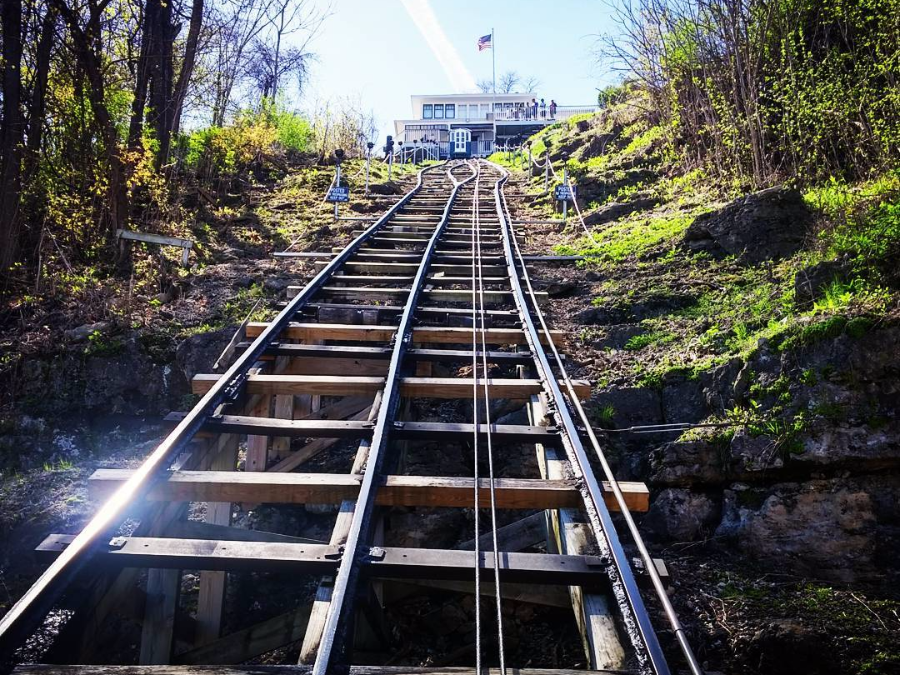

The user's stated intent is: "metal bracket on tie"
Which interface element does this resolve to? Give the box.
[367,546,386,561]
[585,555,609,568]
[108,537,127,550]
[324,545,344,561]
[223,371,248,402]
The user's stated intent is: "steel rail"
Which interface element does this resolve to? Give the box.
[498,164,703,675]
[468,165,484,675]
[474,165,508,674]
[0,162,446,660]
[311,162,479,675]
[484,159,672,675]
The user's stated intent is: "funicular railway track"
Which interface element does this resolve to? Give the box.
[0,161,702,675]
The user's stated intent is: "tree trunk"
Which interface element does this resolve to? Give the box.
[51,0,129,244]
[272,8,284,100]
[127,1,152,150]
[171,0,203,136]
[147,0,176,167]
[25,5,56,177]
[0,0,24,274]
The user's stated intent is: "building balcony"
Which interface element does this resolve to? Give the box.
[493,105,598,123]
[395,106,597,130]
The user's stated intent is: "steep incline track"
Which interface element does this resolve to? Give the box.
[0,160,699,675]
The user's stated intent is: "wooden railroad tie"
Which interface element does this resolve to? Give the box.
[190,374,591,400]
[36,535,614,586]
[162,416,565,445]
[88,470,649,512]
[244,322,567,346]
[17,667,613,675]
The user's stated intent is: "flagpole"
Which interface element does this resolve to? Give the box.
[491,27,496,151]
[491,28,496,96]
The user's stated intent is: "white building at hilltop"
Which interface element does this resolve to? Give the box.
[392,93,597,159]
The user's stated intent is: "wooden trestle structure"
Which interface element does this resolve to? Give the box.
[0,161,679,675]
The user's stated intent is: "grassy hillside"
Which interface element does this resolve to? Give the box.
[498,86,900,674]
[513,87,899,395]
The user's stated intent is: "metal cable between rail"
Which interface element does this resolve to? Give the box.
[473,162,508,674]
[494,161,704,675]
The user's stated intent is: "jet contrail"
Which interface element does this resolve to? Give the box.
[400,0,478,93]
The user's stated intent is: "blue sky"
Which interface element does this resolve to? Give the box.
[298,0,617,140]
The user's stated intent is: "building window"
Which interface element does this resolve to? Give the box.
[480,104,489,118]
[433,104,444,119]
[445,104,455,119]
[423,104,433,119]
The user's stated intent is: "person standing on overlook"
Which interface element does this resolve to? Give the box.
[549,99,557,119]
[540,98,547,118]
[531,98,538,119]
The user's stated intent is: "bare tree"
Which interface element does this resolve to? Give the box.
[476,70,538,94]
[246,0,328,102]
[201,0,327,124]
[309,95,377,161]
[596,0,900,185]
[247,40,312,100]
[520,74,540,93]
[498,70,520,93]
[206,0,272,126]
[261,0,327,99]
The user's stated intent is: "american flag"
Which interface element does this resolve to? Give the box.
[477,33,492,51]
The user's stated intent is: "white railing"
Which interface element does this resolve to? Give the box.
[394,143,447,163]
[473,140,494,156]
[394,139,495,161]
[492,105,597,122]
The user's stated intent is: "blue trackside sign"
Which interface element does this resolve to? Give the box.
[327,186,350,202]
[554,185,576,201]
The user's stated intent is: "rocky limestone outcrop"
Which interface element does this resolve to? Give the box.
[175,325,238,381]
[642,488,721,541]
[16,336,186,416]
[683,187,813,263]
[715,477,899,583]
[640,324,900,580]
[583,196,658,228]
[794,259,849,307]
